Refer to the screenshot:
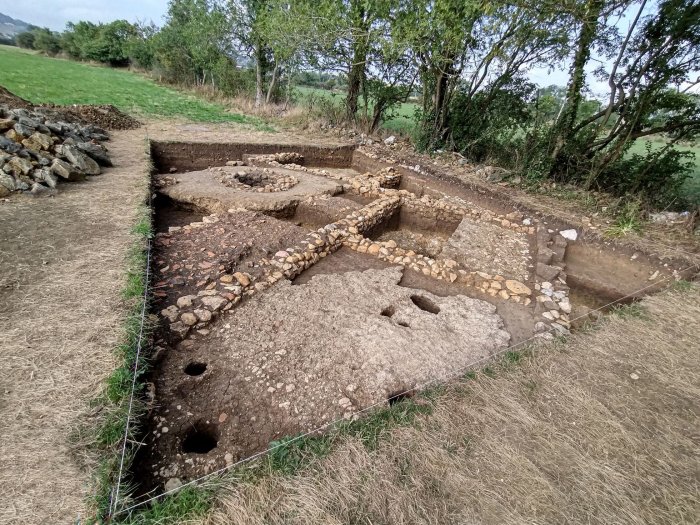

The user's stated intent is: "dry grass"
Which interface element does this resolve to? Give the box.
[197,287,700,525]
[0,130,150,524]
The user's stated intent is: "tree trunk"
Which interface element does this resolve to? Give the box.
[254,41,265,108]
[549,0,604,166]
[266,63,279,105]
[429,59,456,147]
[369,100,386,134]
[345,0,369,122]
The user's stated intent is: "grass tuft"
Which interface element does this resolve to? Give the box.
[264,395,433,477]
[119,487,214,525]
[610,302,647,319]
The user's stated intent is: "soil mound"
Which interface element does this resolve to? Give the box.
[0,86,33,109]
[0,85,141,130]
[44,104,141,131]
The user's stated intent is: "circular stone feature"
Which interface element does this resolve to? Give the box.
[220,168,299,193]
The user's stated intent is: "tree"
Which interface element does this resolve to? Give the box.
[154,0,234,87]
[32,28,62,56]
[15,31,35,49]
[62,21,101,60]
[126,22,158,69]
[228,0,275,106]
[539,0,700,202]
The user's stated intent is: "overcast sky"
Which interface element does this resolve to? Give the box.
[0,0,168,31]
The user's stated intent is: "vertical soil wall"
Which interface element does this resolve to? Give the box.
[150,141,356,173]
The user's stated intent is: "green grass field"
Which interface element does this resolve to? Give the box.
[0,45,268,127]
[294,84,419,135]
[627,137,700,205]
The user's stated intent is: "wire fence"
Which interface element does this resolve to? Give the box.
[107,130,154,520]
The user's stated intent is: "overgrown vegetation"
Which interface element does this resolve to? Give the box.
[11,0,698,209]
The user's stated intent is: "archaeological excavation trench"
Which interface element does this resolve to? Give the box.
[133,140,695,497]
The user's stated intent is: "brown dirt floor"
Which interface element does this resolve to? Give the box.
[295,247,538,344]
[152,210,311,342]
[140,266,511,490]
[157,166,342,215]
[0,129,150,524]
[198,285,700,525]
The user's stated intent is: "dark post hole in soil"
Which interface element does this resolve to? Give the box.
[388,390,414,406]
[381,305,396,317]
[184,362,207,376]
[182,421,219,454]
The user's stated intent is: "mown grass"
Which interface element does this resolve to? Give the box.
[0,45,270,128]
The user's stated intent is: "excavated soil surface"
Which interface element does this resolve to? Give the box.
[157,165,342,215]
[152,210,310,344]
[441,217,533,282]
[139,267,510,491]
[293,248,537,344]
[134,138,695,499]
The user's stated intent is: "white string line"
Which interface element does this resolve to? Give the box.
[108,136,154,517]
[112,263,697,518]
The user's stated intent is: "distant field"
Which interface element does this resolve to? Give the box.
[294,85,418,135]
[627,137,700,206]
[0,45,267,127]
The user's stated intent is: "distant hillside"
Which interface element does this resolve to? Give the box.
[0,12,31,37]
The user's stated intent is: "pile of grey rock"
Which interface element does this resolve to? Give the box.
[0,105,112,197]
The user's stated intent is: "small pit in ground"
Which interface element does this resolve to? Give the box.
[153,194,205,233]
[232,170,266,187]
[367,207,459,258]
[388,390,414,405]
[410,294,440,314]
[184,362,207,376]
[181,422,219,454]
[381,305,396,317]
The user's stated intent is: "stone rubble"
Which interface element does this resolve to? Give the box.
[217,167,299,193]
[0,104,111,197]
